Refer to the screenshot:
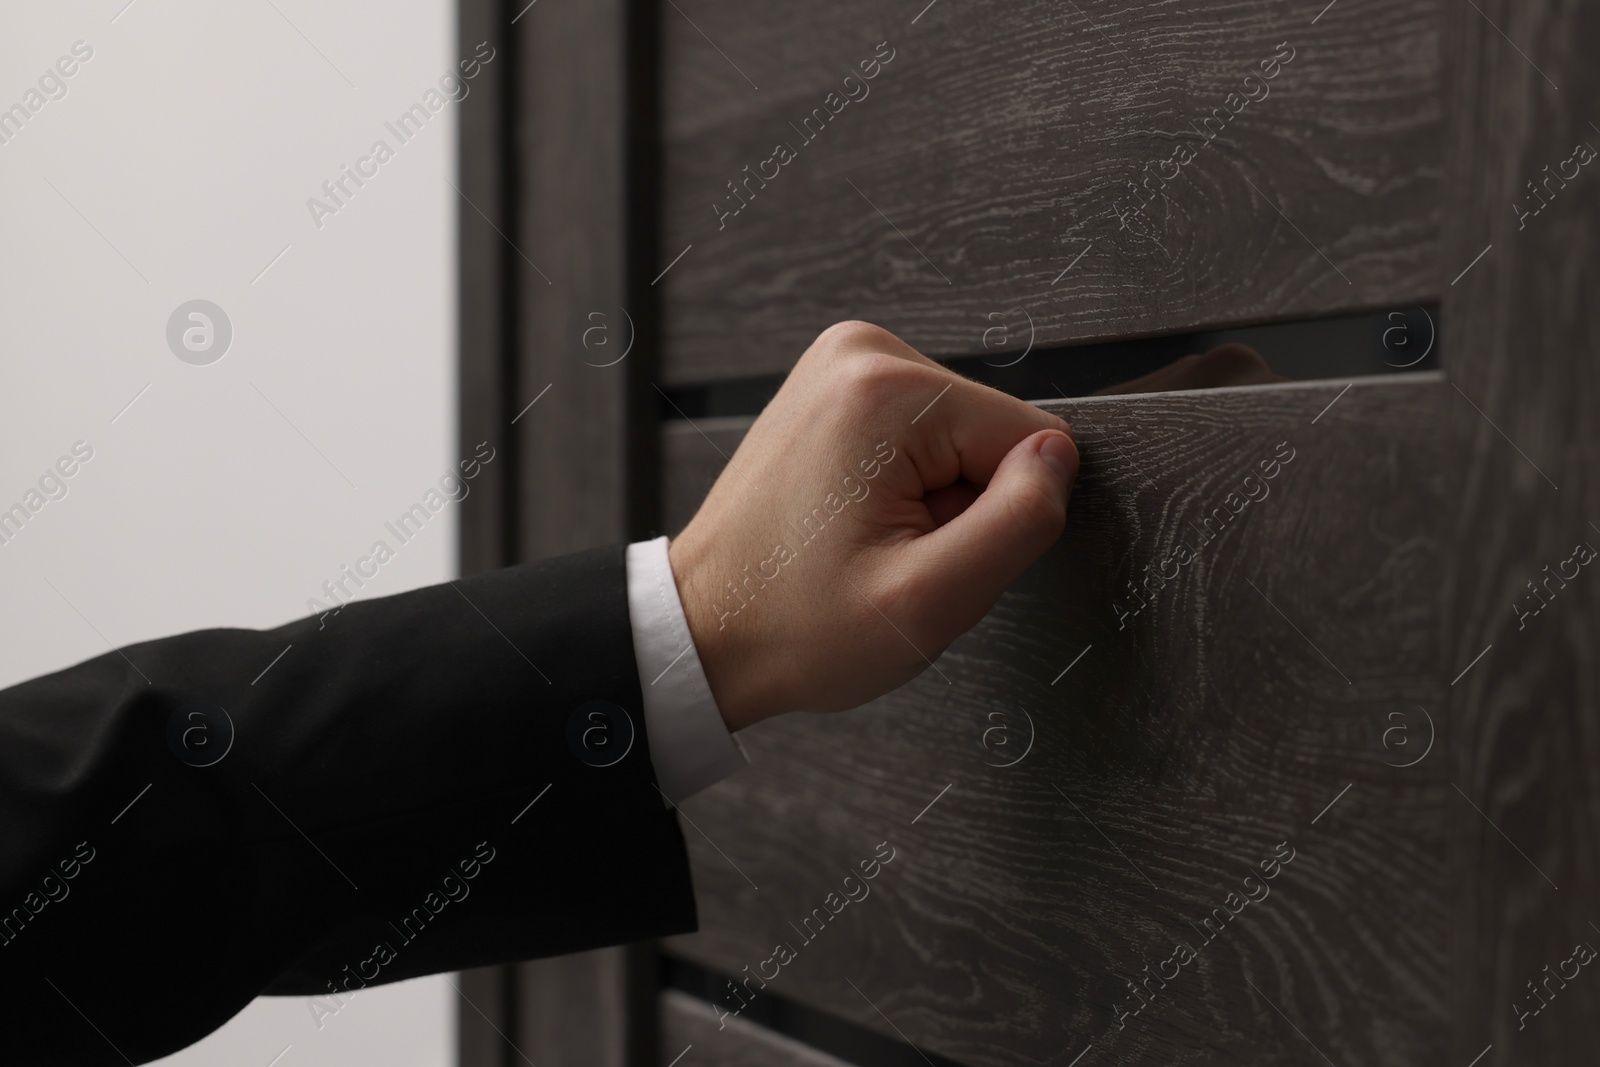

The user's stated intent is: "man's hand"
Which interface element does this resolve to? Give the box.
[669,321,1079,732]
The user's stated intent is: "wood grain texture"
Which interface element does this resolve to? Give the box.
[657,0,1441,383]
[1440,0,1600,1062]
[661,379,1452,1065]
[660,990,854,1067]
[509,0,634,557]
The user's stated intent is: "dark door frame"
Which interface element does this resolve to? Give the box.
[455,0,662,1064]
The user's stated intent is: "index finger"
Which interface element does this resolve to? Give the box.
[807,320,1074,489]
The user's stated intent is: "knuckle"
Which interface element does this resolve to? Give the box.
[811,319,901,356]
[833,349,926,408]
[801,322,947,418]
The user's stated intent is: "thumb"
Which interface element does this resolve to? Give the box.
[899,428,1078,634]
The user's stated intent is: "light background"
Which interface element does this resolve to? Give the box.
[0,1,462,1063]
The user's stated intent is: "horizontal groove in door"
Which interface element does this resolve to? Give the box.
[658,305,1441,420]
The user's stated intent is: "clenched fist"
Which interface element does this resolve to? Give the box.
[669,321,1079,731]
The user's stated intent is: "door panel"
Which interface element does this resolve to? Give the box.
[659,0,1441,382]
[660,378,1451,1065]
[1440,0,1600,1062]
[459,0,1600,1061]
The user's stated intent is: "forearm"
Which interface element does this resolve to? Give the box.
[0,546,695,1066]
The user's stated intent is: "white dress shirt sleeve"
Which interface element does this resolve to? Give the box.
[625,536,748,803]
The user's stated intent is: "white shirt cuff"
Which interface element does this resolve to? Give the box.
[624,536,748,803]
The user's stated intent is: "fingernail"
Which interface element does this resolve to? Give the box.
[1038,432,1078,489]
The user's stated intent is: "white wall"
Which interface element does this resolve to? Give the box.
[0,1,460,1063]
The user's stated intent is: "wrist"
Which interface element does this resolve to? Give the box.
[667,532,777,733]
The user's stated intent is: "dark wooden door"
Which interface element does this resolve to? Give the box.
[457,0,1599,1063]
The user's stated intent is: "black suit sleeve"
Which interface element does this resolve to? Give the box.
[0,545,698,1066]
